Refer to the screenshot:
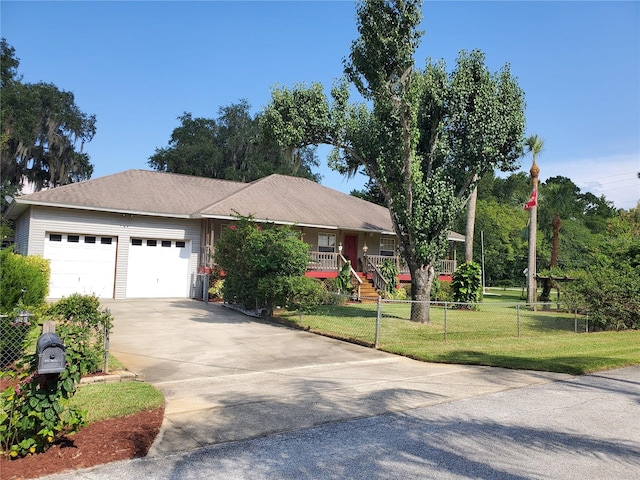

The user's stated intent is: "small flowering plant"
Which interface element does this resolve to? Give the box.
[0,355,86,458]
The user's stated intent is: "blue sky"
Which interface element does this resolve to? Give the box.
[2,0,639,209]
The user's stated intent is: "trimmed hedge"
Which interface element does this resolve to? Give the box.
[0,249,49,311]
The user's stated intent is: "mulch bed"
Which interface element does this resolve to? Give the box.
[0,407,164,479]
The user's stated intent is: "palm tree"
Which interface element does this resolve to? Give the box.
[524,134,543,305]
[538,178,578,302]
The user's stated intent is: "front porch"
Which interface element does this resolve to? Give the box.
[306,251,456,299]
[306,251,456,279]
[198,220,462,297]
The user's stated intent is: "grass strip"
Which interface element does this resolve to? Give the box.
[72,382,164,423]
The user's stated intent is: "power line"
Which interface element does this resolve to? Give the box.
[571,171,638,184]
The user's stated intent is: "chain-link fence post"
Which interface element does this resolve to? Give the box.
[586,313,589,333]
[444,302,448,342]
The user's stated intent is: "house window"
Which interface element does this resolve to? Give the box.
[318,233,336,253]
[84,236,96,244]
[101,237,113,245]
[67,235,80,243]
[176,241,186,248]
[146,240,157,247]
[132,238,143,246]
[380,238,395,256]
[49,234,62,242]
[161,240,171,247]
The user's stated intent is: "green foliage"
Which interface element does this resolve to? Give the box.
[555,206,639,330]
[451,262,483,305]
[430,279,453,302]
[1,39,96,191]
[208,279,224,299]
[561,250,640,331]
[378,259,399,293]
[323,292,349,306]
[0,249,50,311]
[462,199,528,286]
[262,1,525,323]
[0,356,86,458]
[335,261,354,294]
[322,277,339,293]
[215,216,311,311]
[47,294,113,376]
[383,284,409,300]
[148,103,321,183]
[258,276,326,313]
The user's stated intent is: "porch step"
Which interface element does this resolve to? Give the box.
[357,275,379,301]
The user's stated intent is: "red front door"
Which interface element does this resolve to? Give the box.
[343,234,358,267]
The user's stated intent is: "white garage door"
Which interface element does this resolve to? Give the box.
[126,238,190,298]
[43,233,117,299]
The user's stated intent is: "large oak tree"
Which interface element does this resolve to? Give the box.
[262,0,525,322]
[148,100,321,183]
[1,39,96,193]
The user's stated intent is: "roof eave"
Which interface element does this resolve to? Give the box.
[10,199,193,219]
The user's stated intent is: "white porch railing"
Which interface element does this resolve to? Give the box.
[358,254,457,276]
[200,247,457,277]
[308,251,339,271]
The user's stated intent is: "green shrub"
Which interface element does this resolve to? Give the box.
[285,276,326,312]
[378,259,399,293]
[0,250,50,368]
[257,276,326,314]
[324,291,348,306]
[0,249,50,311]
[208,279,224,299]
[451,262,482,306]
[383,284,408,300]
[215,216,310,309]
[335,261,354,294]
[562,264,640,330]
[0,356,86,458]
[322,277,339,293]
[431,280,453,302]
[47,294,113,375]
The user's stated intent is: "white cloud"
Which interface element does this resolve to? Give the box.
[524,153,640,210]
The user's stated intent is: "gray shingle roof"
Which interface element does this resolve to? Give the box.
[12,169,245,217]
[199,174,394,232]
[10,169,464,240]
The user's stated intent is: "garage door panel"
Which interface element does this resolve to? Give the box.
[126,239,190,298]
[44,234,116,299]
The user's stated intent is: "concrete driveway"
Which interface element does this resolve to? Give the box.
[101,299,574,455]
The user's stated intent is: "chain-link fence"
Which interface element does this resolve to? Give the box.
[1,310,111,373]
[276,297,590,351]
[0,311,35,369]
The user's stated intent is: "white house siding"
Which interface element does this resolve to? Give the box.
[13,209,30,255]
[24,206,200,299]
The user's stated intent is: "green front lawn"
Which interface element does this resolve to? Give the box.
[274,291,640,375]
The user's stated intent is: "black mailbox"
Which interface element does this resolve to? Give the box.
[36,333,66,375]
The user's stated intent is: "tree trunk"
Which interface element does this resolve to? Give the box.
[409,262,437,324]
[464,182,478,263]
[541,214,562,305]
